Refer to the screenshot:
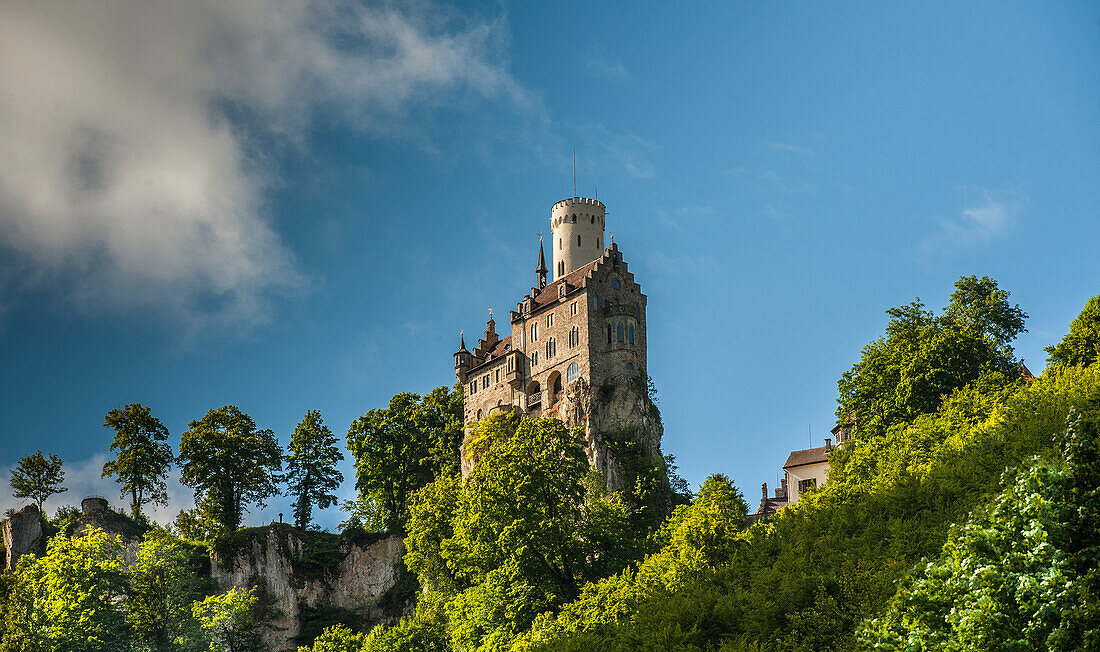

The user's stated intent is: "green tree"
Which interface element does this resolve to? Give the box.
[192,586,262,652]
[102,403,174,517]
[297,624,365,652]
[128,529,206,651]
[1045,294,1100,368]
[3,527,129,652]
[10,450,66,511]
[179,406,282,533]
[861,403,1100,651]
[174,507,220,543]
[346,385,462,530]
[837,276,1025,438]
[285,410,344,530]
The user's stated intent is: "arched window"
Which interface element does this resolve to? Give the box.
[569,326,579,347]
[531,351,538,366]
[477,409,483,420]
[559,285,566,297]
[590,216,594,224]
[611,278,621,289]
[546,338,556,358]
[607,325,612,344]
[629,324,635,344]
[567,362,579,383]
[532,323,538,341]
[571,215,577,223]
[617,322,624,342]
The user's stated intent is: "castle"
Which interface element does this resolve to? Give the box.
[454,197,662,483]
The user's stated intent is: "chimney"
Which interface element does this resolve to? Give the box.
[825,437,833,452]
[778,478,788,499]
[761,482,768,500]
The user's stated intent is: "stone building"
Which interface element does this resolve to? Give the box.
[454,197,661,484]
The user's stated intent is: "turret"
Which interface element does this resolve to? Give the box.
[550,197,605,280]
[535,237,548,289]
[454,332,470,382]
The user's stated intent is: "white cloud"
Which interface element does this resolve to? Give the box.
[0,1,529,331]
[585,56,629,81]
[921,189,1021,257]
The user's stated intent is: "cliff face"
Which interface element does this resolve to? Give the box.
[210,526,409,651]
[3,505,45,570]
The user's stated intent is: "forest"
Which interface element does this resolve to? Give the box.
[1,275,1098,651]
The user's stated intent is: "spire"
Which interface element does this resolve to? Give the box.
[458,331,467,351]
[535,233,548,289]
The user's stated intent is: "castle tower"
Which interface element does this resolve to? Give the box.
[455,196,661,488]
[551,197,605,281]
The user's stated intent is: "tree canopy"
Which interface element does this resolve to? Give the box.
[346,385,463,530]
[1045,294,1100,369]
[10,450,66,511]
[102,403,174,517]
[285,410,344,530]
[179,405,282,534]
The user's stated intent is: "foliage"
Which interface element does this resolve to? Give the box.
[837,276,1025,439]
[174,507,220,543]
[861,401,1100,650]
[296,605,369,648]
[129,529,208,651]
[2,527,128,652]
[338,495,387,533]
[192,586,262,652]
[1045,294,1100,368]
[346,385,463,530]
[102,403,174,517]
[179,405,283,533]
[9,450,66,511]
[299,624,366,652]
[286,410,345,530]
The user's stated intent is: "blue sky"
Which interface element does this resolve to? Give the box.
[0,1,1097,528]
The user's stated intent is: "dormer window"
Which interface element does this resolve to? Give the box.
[559,285,566,298]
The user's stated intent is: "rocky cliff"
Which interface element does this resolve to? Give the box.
[211,525,410,651]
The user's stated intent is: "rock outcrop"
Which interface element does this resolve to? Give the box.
[211,525,409,651]
[3,504,45,570]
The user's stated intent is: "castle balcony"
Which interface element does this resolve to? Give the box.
[504,351,524,389]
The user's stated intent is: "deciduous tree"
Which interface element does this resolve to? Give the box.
[179,406,282,533]
[1045,294,1100,369]
[128,529,206,651]
[346,385,462,530]
[102,402,174,517]
[192,586,262,652]
[10,450,66,511]
[285,410,344,530]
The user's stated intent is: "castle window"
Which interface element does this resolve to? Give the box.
[504,344,510,351]
[532,351,539,365]
[569,326,579,347]
[495,369,500,383]
[532,323,538,341]
[611,278,621,289]
[558,261,564,276]
[625,363,634,371]
[570,301,577,316]
[508,357,514,372]
[546,338,556,358]
[572,215,577,223]
[617,322,624,343]
[559,285,566,298]
[567,362,579,383]
[591,216,594,224]
[592,293,598,310]
[597,237,600,248]
[482,375,489,389]
[577,235,582,246]
[629,324,635,344]
[559,238,562,250]
[547,313,554,327]
[476,409,483,420]
[606,325,612,343]
[470,381,477,395]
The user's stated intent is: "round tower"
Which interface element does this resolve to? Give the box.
[550,197,605,281]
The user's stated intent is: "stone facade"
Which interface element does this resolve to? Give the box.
[455,197,661,484]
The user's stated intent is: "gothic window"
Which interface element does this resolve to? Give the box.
[477,409,483,420]
[590,216,594,224]
[617,322,624,343]
[629,323,635,344]
[571,215,577,223]
[607,325,612,344]
[531,351,538,366]
[482,375,489,389]
[495,369,500,383]
[532,323,538,341]
[470,381,477,394]
[559,285,566,297]
[570,301,577,316]
[547,313,554,327]
[569,326,579,347]
[567,362,579,383]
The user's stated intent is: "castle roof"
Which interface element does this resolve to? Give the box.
[783,445,832,469]
[531,259,600,310]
